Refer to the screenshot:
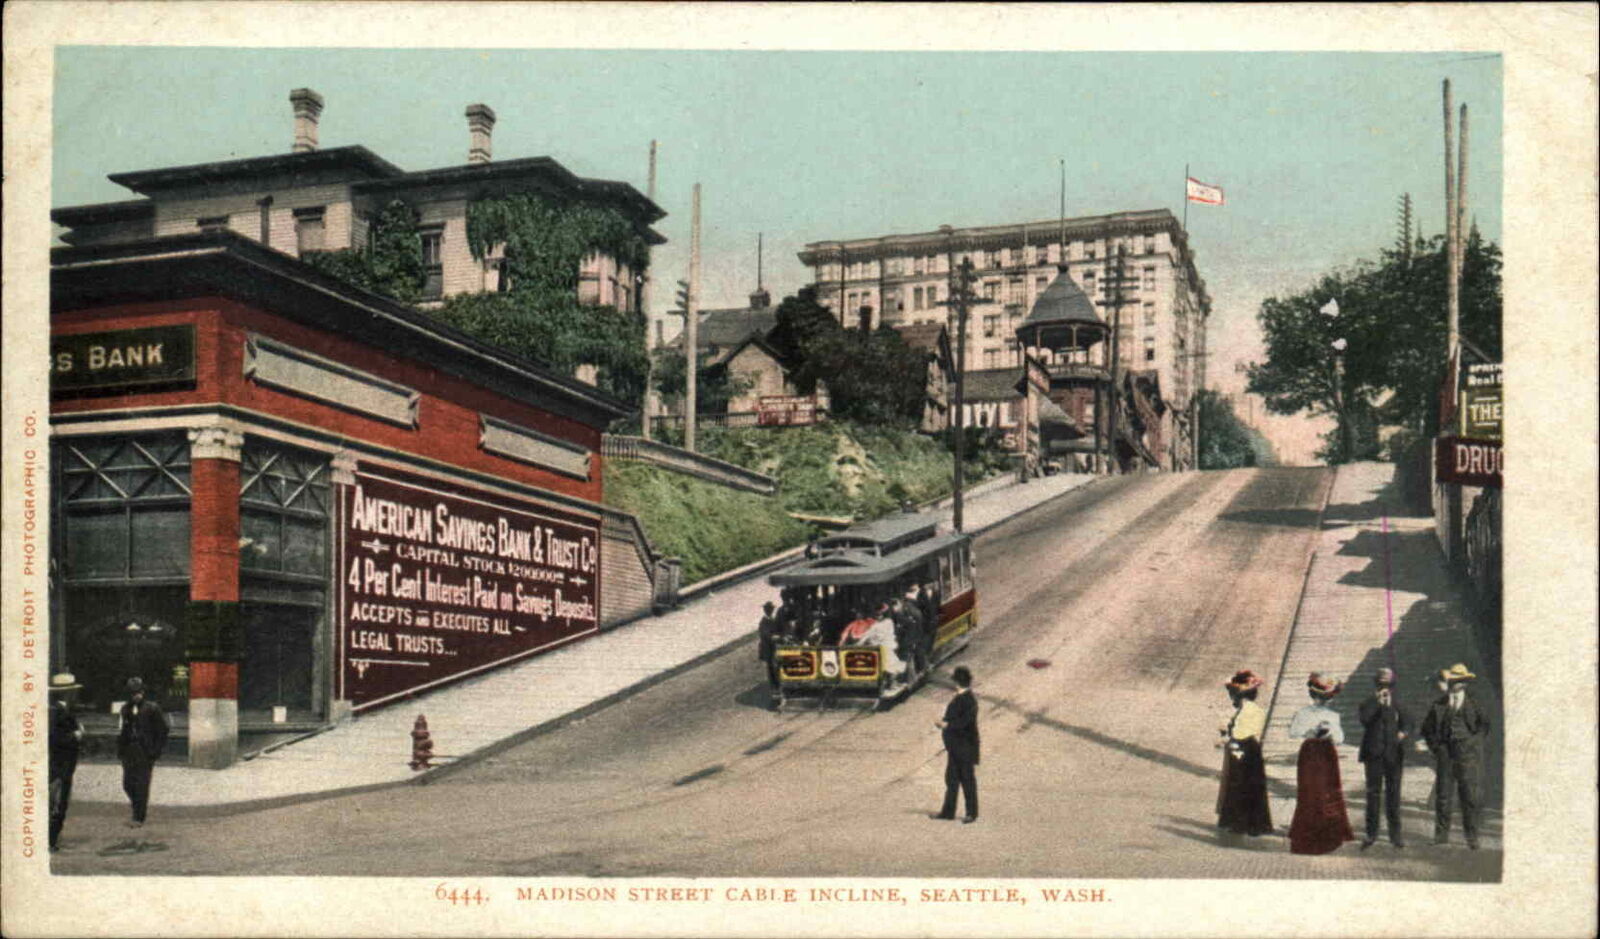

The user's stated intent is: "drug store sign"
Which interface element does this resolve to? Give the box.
[339,469,600,709]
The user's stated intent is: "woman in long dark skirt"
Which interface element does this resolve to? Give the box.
[1217,669,1273,836]
[1288,673,1355,855]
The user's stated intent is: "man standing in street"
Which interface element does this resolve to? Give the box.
[117,677,169,828]
[48,672,85,852]
[1357,666,1411,849]
[756,601,780,689]
[1421,663,1491,849]
[932,666,980,824]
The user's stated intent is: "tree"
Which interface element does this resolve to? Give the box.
[1247,222,1501,462]
[1197,390,1275,469]
[649,346,753,415]
[768,285,841,366]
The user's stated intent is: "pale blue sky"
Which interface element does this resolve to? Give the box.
[53,47,1501,458]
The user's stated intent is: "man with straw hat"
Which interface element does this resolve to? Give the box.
[1356,666,1412,849]
[48,672,85,852]
[1421,663,1491,849]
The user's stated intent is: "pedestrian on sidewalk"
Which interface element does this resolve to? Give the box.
[1216,670,1273,837]
[1357,667,1411,849]
[48,672,85,852]
[931,666,979,824]
[1287,673,1355,855]
[117,677,170,828]
[1421,663,1491,849]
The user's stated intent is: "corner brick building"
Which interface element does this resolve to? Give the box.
[48,90,665,768]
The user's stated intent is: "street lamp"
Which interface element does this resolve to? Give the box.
[1320,300,1354,463]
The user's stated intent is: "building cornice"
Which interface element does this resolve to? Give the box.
[51,231,633,428]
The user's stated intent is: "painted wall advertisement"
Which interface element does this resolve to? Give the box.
[339,469,601,709]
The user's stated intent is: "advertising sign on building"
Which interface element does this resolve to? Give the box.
[50,324,196,394]
[757,394,820,426]
[1459,361,1502,441]
[339,469,602,709]
[1435,436,1503,489]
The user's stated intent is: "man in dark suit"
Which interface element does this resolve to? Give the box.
[756,601,780,688]
[1357,666,1411,848]
[932,666,980,824]
[49,672,85,852]
[117,676,169,828]
[1421,663,1491,849]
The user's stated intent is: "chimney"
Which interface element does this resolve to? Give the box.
[290,88,324,153]
[749,287,771,310]
[466,104,496,165]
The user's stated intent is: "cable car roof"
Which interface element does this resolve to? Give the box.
[814,514,939,556]
[769,531,970,588]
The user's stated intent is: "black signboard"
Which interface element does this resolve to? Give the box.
[51,324,197,393]
[338,470,602,710]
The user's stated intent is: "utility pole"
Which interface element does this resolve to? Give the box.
[1443,80,1458,358]
[939,249,995,533]
[642,140,659,441]
[685,183,701,453]
[1106,241,1130,473]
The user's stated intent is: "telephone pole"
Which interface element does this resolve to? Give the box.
[685,183,701,453]
[642,140,659,441]
[939,248,995,533]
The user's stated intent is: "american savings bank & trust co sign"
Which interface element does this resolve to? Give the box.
[339,471,600,709]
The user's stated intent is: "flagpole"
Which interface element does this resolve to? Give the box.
[1183,163,1189,232]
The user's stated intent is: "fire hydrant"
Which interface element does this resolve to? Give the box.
[409,714,434,770]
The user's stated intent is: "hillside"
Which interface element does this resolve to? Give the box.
[605,422,1008,584]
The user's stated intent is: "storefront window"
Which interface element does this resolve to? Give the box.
[54,434,193,714]
[239,440,330,721]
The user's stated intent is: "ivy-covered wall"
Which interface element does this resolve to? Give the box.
[302,193,652,408]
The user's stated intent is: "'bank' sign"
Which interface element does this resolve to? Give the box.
[1435,436,1503,489]
[339,469,602,709]
[51,324,196,393]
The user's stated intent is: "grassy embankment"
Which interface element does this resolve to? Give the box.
[604,422,1007,584]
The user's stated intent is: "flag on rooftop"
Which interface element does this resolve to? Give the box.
[1186,176,1225,206]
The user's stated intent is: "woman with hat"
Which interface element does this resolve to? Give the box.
[1287,673,1355,855]
[1216,669,1273,837]
[48,672,85,852]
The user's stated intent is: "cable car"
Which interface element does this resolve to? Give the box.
[765,515,976,711]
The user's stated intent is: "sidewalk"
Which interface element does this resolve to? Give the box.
[1262,461,1503,851]
[71,470,1098,814]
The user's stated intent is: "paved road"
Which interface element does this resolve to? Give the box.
[55,466,1495,880]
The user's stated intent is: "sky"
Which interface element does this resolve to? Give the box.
[52,47,1502,464]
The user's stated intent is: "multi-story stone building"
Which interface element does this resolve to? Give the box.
[797,210,1211,468]
[53,89,664,312]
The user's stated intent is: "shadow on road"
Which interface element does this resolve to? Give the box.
[978,692,1301,799]
[1217,507,1322,529]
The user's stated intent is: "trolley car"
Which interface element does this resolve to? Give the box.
[765,515,976,710]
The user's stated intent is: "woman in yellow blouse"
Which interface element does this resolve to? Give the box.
[1217,669,1274,836]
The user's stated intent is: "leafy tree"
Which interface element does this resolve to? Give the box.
[1247,222,1501,463]
[768,285,842,366]
[1196,390,1276,469]
[649,346,754,415]
[766,287,929,427]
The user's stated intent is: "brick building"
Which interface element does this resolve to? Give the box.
[47,88,667,768]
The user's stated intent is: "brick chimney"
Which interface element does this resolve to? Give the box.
[466,104,496,165]
[290,88,324,153]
